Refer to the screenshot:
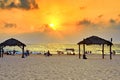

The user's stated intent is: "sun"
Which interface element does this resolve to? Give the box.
[49,23,54,27]
[49,23,56,30]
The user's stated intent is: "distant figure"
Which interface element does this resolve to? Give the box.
[26,50,30,56]
[83,54,87,59]
[8,51,12,55]
[13,50,15,55]
[113,50,116,55]
[6,51,9,55]
[44,51,46,55]
[45,50,52,56]
[48,50,50,56]
[90,51,92,54]
[57,51,64,55]
[85,51,88,54]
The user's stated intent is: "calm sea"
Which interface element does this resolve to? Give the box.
[4,43,120,54]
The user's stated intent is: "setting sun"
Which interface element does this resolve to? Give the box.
[49,23,54,27]
[49,23,56,30]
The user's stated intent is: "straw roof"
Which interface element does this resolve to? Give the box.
[0,38,26,47]
[77,36,113,45]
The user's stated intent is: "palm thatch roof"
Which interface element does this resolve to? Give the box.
[77,36,113,45]
[0,38,26,47]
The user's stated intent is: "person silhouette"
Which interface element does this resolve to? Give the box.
[83,54,87,59]
[13,50,16,55]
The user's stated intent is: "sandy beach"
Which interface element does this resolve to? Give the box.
[0,54,120,80]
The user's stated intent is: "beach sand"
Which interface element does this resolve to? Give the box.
[0,54,120,80]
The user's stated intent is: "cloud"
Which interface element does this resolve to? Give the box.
[98,14,103,18]
[42,24,53,32]
[108,18,120,29]
[77,19,93,26]
[118,14,120,17]
[34,24,55,33]
[109,19,116,24]
[0,0,38,10]
[4,22,17,28]
[19,0,38,9]
[13,31,65,43]
[79,6,86,10]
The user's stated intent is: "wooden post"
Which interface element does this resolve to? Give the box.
[110,38,112,60]
[83,44,85,55]
[102,44,104,59]
[1,47,4,58]
[1,48,4,58]
[110,45,112,60]
[83,44,87,59]
[79,44,81,59]
[0,47,1,58]
[22,46,25,58]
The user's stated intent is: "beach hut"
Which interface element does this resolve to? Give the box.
[77,36,113,59]
[0,38,26,58]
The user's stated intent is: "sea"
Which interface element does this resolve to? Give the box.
[4,43,120,54]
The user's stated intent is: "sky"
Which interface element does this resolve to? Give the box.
[0,0,120,44]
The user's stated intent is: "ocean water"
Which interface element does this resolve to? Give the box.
[4,43,120,54]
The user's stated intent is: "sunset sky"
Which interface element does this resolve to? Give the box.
[0,0,120,44]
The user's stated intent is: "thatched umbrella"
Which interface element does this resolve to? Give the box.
[77,36,113,59]
[0,38,26,58]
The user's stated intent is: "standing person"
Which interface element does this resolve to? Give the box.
[26,50,30,56]
[13,50,16,55]
[83,54,87,59]
[25,50,29,57]
[47,50,52,56]
[113,50,116,55]
[47,50,50,56]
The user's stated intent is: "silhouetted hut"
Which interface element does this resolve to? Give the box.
[0,38,26,58]
[77,36,113,59]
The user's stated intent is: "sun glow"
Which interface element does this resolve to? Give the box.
[49,23,54,27]
[47,14,63,31]
[49,23,56,30]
